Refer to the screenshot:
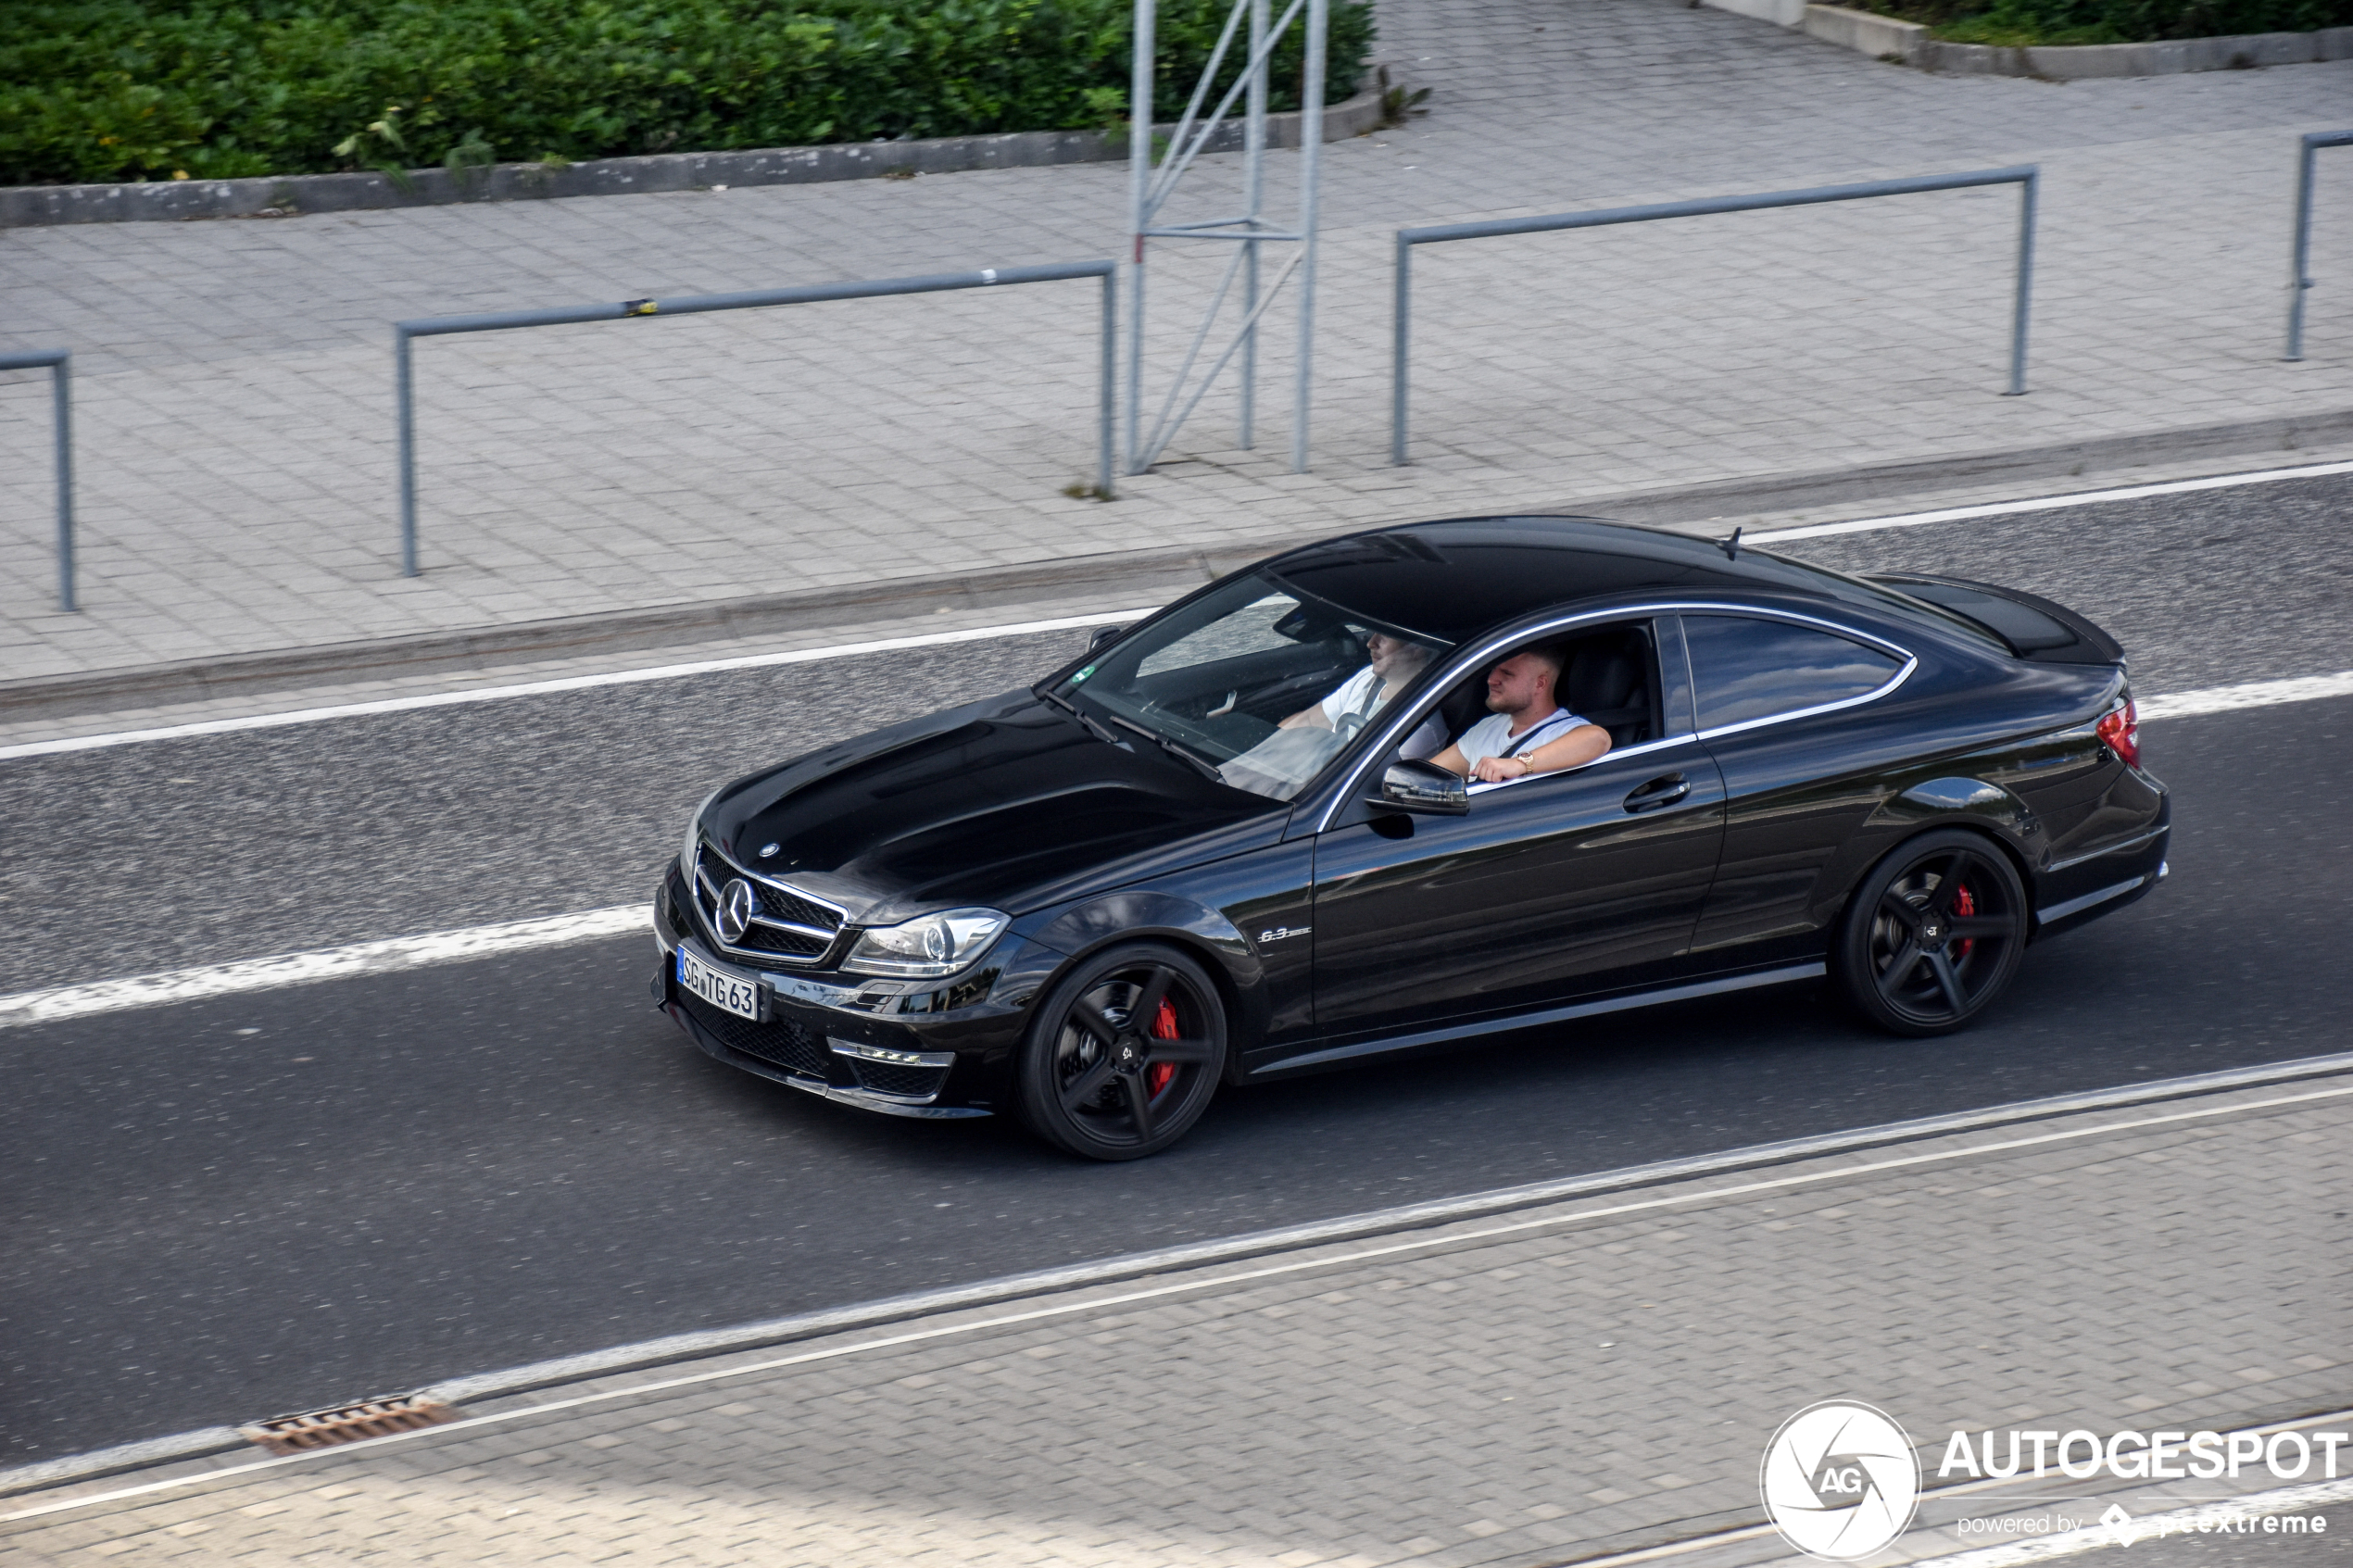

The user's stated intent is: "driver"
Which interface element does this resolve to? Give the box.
[1430,646,1610,784]
[1277,631,1445,759]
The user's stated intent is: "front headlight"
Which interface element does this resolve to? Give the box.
[841,909,1009,978]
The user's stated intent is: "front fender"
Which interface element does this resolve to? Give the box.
[1028,890,1269,1073]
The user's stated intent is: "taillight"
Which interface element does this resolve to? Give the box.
[2097,697,2140,769]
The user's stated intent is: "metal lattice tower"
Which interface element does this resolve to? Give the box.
[1124,0,1328,475]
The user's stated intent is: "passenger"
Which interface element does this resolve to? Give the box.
[1430,646,1611,784]
[1278,631,1445,759]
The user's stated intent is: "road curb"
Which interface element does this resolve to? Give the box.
[0,86,1389,229]
[8,1048,2349,1503]
[7,403,2349,728]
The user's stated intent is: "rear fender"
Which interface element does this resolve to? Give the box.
[1844,776,2041,909]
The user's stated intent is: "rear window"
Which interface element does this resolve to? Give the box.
[1683,615,1905,731]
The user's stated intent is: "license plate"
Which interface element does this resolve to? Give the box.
[677,947,762,1021]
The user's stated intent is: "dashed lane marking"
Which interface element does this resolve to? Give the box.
[0,908,648,1030]
[0,665,2345,1031]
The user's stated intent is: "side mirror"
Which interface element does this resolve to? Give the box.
[1376,758,1468,816]
[1088,625,1128,653]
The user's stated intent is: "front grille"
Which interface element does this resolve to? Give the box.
[749,881,842,933]
[689,846,845,965]
[731,922,831,959]
[679,992,830,1078]
[849,1058,950,1101]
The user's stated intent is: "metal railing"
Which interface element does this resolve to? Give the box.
[394,261,1118,577]
[2286,130,2353,363]
[1,348,77,612]
[1390,167,2040,465]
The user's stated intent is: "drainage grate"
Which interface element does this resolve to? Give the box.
[238,1394,460,1454]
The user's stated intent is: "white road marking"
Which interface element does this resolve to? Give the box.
[1757,458,2353,542]
[1,663,2347,1033]
[0,907,648,1030]
[2134,669,2353,721]
[6,454,2349,765]
[0,606,1164,762]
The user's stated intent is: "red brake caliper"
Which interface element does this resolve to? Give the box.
[1953,884,1976,960]
[1147,997,1179,1095]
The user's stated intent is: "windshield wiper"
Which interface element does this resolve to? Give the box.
[1107,715,1226,782]
[1038,686,1126,748]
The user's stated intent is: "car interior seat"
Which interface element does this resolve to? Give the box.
[1563,633,1654,746]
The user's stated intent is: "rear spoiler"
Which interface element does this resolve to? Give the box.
[1864,571,2126,668]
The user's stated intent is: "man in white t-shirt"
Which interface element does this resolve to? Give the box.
[1277,631,1446,759]
[1430,646,1610,784]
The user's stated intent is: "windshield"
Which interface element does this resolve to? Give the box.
[1051,571,1453,801]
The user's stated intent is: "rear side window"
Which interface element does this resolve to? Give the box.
[1683,615,1904,732]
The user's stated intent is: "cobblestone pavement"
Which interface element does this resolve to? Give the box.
[4,1076,2347,1567]
[1,0,2347,686]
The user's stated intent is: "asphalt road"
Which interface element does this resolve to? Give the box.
[3,470,2349,1465]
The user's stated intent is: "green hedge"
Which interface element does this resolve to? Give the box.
[1853,0,2349,43]
[0,0,1374,186]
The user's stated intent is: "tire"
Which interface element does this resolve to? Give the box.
[1015,943,1227,1160]
[1834,828,2030,1037]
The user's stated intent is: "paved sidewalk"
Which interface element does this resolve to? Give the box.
[5,1073,2347,1567]
[1,0,2347,689]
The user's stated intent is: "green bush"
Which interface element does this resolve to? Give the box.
[1850,0,2350,42]
[0,0,1374,186]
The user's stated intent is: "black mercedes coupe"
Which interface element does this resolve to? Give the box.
[651,517,2168,1159]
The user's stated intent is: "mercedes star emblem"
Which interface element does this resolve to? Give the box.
[717,878,757,945]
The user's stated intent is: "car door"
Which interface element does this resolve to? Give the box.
[1679,610,1920,966]
[1303,618,1729,1046]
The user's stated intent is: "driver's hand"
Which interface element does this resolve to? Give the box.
[1472,756,1530,784]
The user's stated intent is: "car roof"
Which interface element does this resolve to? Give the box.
[1263,515,1919,646]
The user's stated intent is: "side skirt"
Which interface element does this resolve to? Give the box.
[1251,962,1829,1077]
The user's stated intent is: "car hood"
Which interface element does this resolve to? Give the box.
[702,692,1285,925]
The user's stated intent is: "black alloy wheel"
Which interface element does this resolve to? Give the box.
[1016,943,1227,1160]
[1836,828,2030,1036]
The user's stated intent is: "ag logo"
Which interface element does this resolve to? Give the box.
[1759,1400,1920,1561]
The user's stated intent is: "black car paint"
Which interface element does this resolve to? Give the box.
[656,518,2168,1116]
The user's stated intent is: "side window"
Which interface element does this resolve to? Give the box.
[1682,615,1903,732]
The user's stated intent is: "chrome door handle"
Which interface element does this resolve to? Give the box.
[1623,774,1692,814]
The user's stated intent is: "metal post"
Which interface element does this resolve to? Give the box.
[51,356,75,612]
[1390,236,1412,465]
[394,263,1117,567]
[2287,136,2319,363]
[3,348,76,610]
[1239,0,1268,449]
[1290,0,1327,473]
[396,327,420,577]
[1389,166,2040,460]
[1099,269,1118,498]
[2007,168,2036,396]
[1126,0,1154,474]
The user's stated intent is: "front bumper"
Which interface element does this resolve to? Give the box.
[651,862,1053,1118]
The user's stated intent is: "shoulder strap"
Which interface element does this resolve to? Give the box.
[1500,711,1579,759]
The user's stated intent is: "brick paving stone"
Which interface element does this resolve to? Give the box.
[0,0,2347,686]
[3,1079,2347,1566]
